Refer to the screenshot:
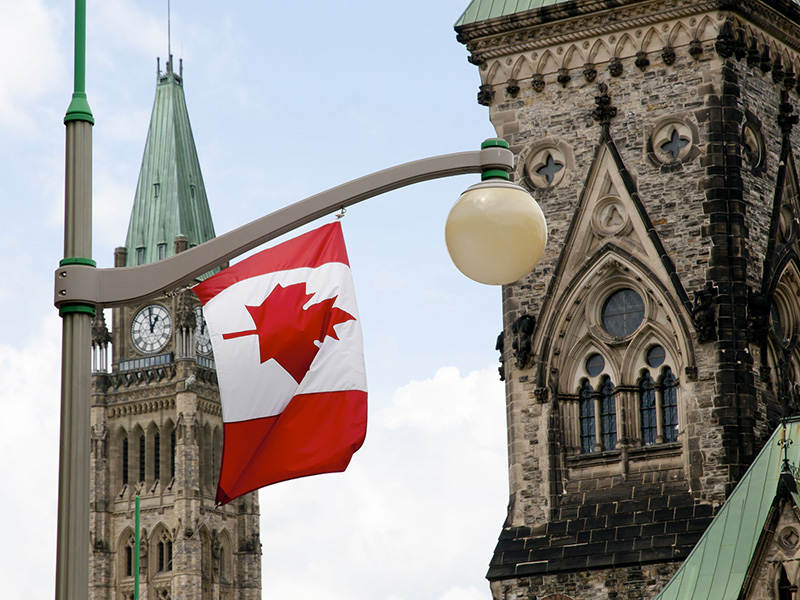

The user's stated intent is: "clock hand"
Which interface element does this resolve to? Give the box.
[148,307,155,333]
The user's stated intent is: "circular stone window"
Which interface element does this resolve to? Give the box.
[527,147,567,188]
[646,345,666,367]
[586,353,605,376]
[779,526,800,550]
[742,121,764,170]
[602,289,645,337]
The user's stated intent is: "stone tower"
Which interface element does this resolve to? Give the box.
[456,0,800,598]
[89,57,261,600]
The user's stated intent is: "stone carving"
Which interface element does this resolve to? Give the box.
[760,45,773,73]
[661,46,676,66]
[689,39,704,59]
[91,311,111,347]
[175,290,196,331]
[692,282,717,343]
[634,51,650,70]
[532,74,545,92]
[511,314,536,369]
[592,83,617,125]
[583,63,597,82]
[608,57,623,77]
[477,84,494,106]
[506,79,520,98]
[496,332,506,382]
[557,68,571,87]
[773,54,785,84]
[747,38,760,67]
[715,21,735,58]
[779,92,799,133]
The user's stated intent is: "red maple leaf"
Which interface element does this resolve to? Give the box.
[222,283,356,383]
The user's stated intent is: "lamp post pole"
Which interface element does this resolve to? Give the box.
[57,2,95,599]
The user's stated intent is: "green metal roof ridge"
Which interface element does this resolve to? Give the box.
[124,58,216,269]
[655,419,800,600]
[455,0,584,27]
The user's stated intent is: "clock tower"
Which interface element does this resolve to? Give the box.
[88,57,261,600]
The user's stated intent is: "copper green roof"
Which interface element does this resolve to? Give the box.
[655,419,800,600]
[455,0,572,27]
[124,57,216,267]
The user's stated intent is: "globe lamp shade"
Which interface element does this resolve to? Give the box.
[445,179,547,285]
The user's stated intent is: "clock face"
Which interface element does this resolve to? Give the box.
[194,306,213,356]
[131,304,173,354]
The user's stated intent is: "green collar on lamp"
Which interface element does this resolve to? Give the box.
[445,139,547,285]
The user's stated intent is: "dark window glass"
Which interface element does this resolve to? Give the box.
[599,376,617,451]
[772,303,785,341]
[170,429,176,481]
[166,541,173,571]
[646,345,666,368]
[586,353,605,376]
[122,438,129,485]
[158,541,165,572]
[602,289,644,337]
[139,435,146,483]
[661,368,679,442]
[154,433,160,482]
[640,372,657,445]
[579,380,595,454]
[125,544,133,577]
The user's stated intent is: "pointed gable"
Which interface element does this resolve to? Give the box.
[124,57,216,266]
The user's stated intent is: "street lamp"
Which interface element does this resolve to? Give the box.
[54,4,548,600]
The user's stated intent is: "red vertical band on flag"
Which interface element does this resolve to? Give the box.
[216,390,367,504]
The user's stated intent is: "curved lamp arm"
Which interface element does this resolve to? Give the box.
[55,146,513,309]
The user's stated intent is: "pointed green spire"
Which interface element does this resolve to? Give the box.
[124,56,215,267]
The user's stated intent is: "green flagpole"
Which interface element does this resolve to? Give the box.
[134,494,140,600]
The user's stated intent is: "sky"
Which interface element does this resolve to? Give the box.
[0,1,512,599]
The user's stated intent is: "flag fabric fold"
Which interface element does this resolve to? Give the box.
[193,221,367,504]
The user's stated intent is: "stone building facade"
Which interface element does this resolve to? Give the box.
[87,57,261,600]
[456,0,800,598]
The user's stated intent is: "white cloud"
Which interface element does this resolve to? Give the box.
[0,0,67,137]
[0,314,61,599]
[259,365,507,600]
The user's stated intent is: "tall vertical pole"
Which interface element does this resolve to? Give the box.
[57,1,95,599]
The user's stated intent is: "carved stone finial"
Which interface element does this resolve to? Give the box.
[692,282,717,343]
[477,84,495,106]
[91,311,111,346]
[511,314,535,369]
[175,290,196,330]
[592,83,617,125]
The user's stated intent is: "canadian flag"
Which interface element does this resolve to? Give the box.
[193,221,367,504]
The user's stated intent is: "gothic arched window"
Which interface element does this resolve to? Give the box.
[579,380,595,454]
[640,371,657,445]
[157,530,173,573]
[599,376,617,451]
[661,368,679,442]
